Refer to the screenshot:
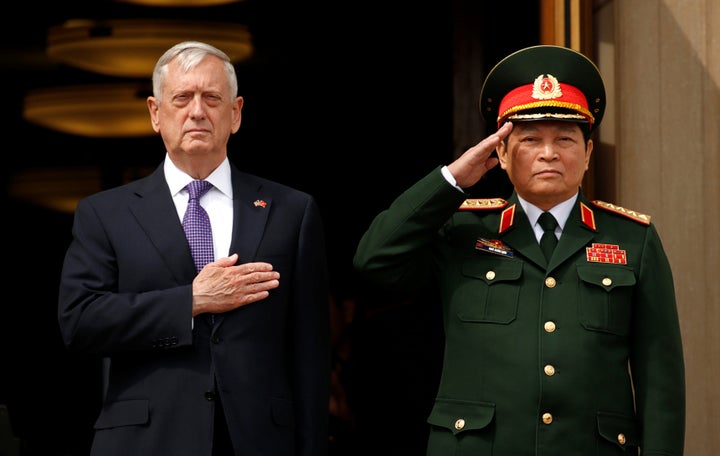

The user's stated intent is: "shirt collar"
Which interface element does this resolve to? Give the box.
[164,154,233,199]
[518,192,578,231]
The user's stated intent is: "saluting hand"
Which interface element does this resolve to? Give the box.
[191,253,280,317]
[447,121,513,189]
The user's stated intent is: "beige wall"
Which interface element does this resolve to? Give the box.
[595,1,720,454]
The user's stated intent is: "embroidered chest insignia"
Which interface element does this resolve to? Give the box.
[475,238,514,257]
[586,243,627,264]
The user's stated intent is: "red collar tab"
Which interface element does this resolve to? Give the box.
[499,204,516,234]
[580,202,596,230]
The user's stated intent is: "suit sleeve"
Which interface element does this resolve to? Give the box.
[353,167,467,292]
[57,196,194,355]
[630,223,685,455]
[292,195,331,456]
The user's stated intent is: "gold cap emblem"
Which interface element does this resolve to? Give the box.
[532,74,562,100]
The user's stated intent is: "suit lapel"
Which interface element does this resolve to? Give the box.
[210,167,272,329]
[549,195,597,269]
[228,165,271,264]
[499,201,547,268]
[128,165,197,282]
[128,163,274,278]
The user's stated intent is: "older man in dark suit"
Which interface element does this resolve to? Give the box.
[58,41,330,456]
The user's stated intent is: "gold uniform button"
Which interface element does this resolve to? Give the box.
[542,413,553,424]
[617,433,626,445]
[455,418,465,430]
[544,364,555,376]
[545,277,556,288]
[544,321,556,332]
[485,271,496,280]
[602,277,612,287]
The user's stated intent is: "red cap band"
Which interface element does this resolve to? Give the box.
[496,74,594,128]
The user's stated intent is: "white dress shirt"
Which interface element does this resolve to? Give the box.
[518,194,576,243]
[164,154,234,260]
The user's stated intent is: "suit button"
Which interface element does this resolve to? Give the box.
[545,277,556,288]
[204,391,215,401]
[544,364,555,376]
[602,277,612,287]
[617,433,626,445]
[454,418,465,430]
[211,336,220,344]
[544,321,556,332]
[542,412,553,424]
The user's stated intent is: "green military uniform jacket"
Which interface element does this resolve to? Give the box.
[353,167,685,456]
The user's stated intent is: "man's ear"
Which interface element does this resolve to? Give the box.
[147,97,160,133]
[231,96,243,134]
[497,140,508,170]
[584,139,593,170]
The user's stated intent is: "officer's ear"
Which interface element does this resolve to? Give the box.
[497,137,509,170]
[583,138,593,171]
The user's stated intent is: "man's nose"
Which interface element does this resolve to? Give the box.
[189,96,206,117]
[539,143,558,160]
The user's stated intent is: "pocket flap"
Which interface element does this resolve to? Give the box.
[597,411,639,448]
[271,396,294,426]
[427,398,495,435]
[94,399,149,430]
[577,265,636,291]
[462,259,522,284]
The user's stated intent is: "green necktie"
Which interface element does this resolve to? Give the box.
[538,212,559,261]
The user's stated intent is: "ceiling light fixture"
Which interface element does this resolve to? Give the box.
[9,166,155,213]
[23,83,154,138]
[46,19,253,78]
[9,167,105,213]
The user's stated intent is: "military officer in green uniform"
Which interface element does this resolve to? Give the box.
[353,45,685,455]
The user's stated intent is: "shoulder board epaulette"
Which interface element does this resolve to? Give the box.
[459,198,508,211]
[591,200,651,225]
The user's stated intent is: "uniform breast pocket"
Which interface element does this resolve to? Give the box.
[577,265,636,335]
[456,258,523,324]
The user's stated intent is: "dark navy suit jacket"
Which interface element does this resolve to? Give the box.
[58,161,330,456]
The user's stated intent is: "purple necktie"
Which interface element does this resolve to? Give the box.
[183,180,214,272]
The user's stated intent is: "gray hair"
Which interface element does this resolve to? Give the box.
[151,41,238,102]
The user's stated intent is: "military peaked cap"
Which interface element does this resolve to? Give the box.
[479,45,606,131]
